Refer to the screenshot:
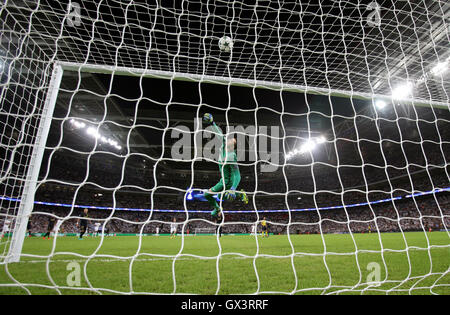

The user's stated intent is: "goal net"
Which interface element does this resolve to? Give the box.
[194,228,217,236]
[0,0,449,295]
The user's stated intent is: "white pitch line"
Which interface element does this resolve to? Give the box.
[11,254,305,264]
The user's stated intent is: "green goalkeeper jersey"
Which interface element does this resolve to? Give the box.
[212,123,241,190]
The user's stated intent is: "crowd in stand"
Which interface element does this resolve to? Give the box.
[2,182,447,236]
[38,118,449,195]
[1,120,449,237]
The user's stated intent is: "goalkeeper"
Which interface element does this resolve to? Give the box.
[202,113,248,218]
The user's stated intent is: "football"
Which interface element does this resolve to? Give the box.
[218,35,233,52]
[203,113,213,124]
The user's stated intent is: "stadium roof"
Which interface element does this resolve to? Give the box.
[2,0,449,176]
[2,0,449,105]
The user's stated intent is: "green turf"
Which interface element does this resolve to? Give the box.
[0,232,448,295]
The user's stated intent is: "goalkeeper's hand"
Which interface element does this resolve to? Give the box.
[203,113,213,125]
[224,187,237,200]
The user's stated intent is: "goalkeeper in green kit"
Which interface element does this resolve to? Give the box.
[202,113,248,218]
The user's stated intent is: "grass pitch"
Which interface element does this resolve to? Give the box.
[0,232,448,295]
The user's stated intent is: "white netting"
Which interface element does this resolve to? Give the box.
[0,0,448,295]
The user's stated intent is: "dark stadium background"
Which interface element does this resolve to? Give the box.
[28,70,450,235]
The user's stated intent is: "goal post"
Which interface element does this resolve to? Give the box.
[57,61,449,110]
[5,64,63,263]
[194,227,217,236]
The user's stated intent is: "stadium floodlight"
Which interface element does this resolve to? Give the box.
[70,119,85,129]
[300,139,316,153]
[83,126,122,150]
[375,99,387,109]
[430,61,449,76]
[287,137,326,160]
[86,127,100,138]
[391,82,414,100]
[316,136,326,144]
[86,126,95,135]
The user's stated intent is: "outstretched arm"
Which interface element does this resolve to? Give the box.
[203,113,225,153]
[212,122,225,153]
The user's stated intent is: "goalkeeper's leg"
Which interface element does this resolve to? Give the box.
[192,188,222,216]
[205,191,222,218]
[198,188,247,204]
[205,181,226,218]
[79,226,86,239]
